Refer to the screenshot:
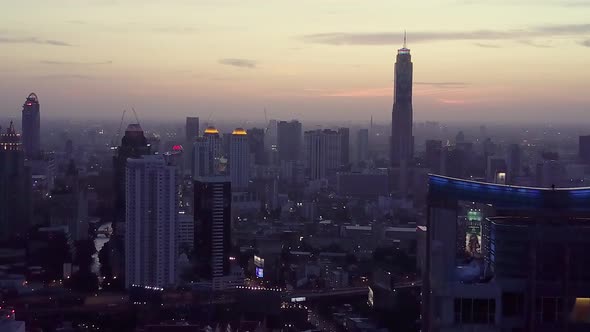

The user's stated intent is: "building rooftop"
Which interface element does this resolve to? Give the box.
[429,174,590,212]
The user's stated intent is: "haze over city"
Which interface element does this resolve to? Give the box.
[1,0,590,123]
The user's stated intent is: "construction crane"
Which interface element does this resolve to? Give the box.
[131,107,141,126]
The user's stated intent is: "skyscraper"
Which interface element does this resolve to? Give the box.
[277,120,302,162]
[21,92,41,160]
[185,117,200,144]
[357,128,369,163]
[247,127,266,165]
[125,155,177,288]
[192,126,222,179]
[230,128,250,191]
[338,127,350,167]
[194,176,231,283]
[391,34,414,167]
[425,140,442,174]
[507,143,521,182]
[304,129,341,180]
[113,124,151,225]
[0,122,31,239]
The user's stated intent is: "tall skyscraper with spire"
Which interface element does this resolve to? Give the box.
[22,93,41,160]
[391,32,414,167]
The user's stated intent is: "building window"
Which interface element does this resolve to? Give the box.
[502,292,525,317]
[536,297,564,323]
[454,298,495,324]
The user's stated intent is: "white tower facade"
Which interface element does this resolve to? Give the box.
[125,155,177,288]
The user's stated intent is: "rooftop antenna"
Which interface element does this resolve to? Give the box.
[403,30,407,48]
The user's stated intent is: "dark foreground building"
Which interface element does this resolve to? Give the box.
[422,174,590,331]
[194,176,232,288]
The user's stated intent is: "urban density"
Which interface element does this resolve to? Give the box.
[1,2,590,332]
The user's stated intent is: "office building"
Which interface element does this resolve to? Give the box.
[338,127,350,166]
[507,143,521,183]
[579,135,590,164]
[391,34,414,166]
[357,128,369,163]
[277,120,302,162]
[185,117,200,144]
[0,122,31,239]
[304,129,341,180]
[125,155,177,288]
[230,128,250,191]
[177,211,194,254]
[194,176,231,283]
[192,126,222,179]
[423,175,590,331]
[425,140,443,174]
[113,124,151,225]
[247,127,265,165]
[21,93,41,160]
[49,160,89,241]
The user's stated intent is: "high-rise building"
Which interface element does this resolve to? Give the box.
[247,127,266,165]
[113,124,151,225]
[357,129,369,163]
[338,127,350,167]
[185,117,200,144]
[423,175,590,331]
[230,128,250,191]
[192,126,222,179]
[277,120,302,162]
[390,35,414,167]
[507,143,521,182]
[304,129,341,180]
[21,93,41,160]
[579,135,590,164]
[125,155,177,288]
[49,160,88,241]
[194,176,231,282]
[0,122,31,239]
[425,140,442,174]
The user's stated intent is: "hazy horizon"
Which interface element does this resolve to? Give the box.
[1,0,589,123]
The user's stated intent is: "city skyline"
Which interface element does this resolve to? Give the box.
[1,0,590,123]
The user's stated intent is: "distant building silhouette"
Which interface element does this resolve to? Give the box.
[185,117,200,144]
[21,93,41,160]
[277,120,302,162]
[338,127,350,167]
[247,127,266,165]
[304,129,341,180]
[357,128,369,164]
[391,35,414,167]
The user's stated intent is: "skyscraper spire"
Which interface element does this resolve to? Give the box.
[403,30,407,48]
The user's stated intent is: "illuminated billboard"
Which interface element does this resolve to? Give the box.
[254,255,264,268]
[256,267,264,278]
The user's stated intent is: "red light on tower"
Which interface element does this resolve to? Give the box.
[172,144,183,151]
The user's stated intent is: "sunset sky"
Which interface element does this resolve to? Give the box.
[1,0,589,123]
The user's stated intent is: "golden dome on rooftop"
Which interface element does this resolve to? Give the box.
[204,126,219,135]
[232,128,247,135]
